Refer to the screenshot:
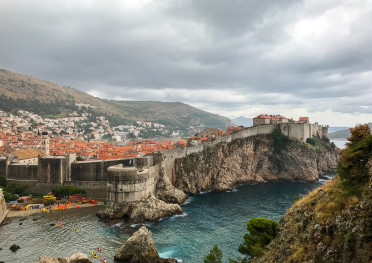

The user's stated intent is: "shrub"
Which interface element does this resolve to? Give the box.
[52,186,87,197]
[306,138,316,146]
[271,129,290,152]
[204,244,223,263]
[238,218,279,258]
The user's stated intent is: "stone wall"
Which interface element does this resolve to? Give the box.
[106,158,159,203]
[0,188,8,224]
[71,159,132,181]
[7,164,38,180]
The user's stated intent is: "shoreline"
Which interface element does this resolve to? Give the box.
[6,202,103,218]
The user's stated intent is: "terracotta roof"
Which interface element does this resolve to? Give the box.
[13,149,45,160]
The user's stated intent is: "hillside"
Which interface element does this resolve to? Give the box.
[252,127,372,263]
[0,69,231,136]
[329,123,372,139]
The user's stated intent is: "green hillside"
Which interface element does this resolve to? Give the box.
[0,69,231,136]
[329,123,372,139]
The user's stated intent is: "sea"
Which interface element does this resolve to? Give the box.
[0,177,333,263]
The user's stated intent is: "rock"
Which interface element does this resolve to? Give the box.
[155,172,188,204]
[19,222,23,225]
[36,253,91,263]
[174,135,338,193]
[129,195,183,223]
[115,227,177,263]
[69,253,91,263]
[9,244,20,252]
[97,195,183,223]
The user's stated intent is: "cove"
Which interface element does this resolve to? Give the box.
[0,180,327,263]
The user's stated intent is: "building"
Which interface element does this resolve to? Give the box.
[12,149,45,164]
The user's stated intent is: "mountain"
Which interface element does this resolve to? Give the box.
[328,126,349,133]
[329,123,372,139]
[0,69,232,136]
[229,116,253,127]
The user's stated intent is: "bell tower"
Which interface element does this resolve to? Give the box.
[40,131,50,156]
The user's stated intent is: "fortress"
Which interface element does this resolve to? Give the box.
[0,122,328,202]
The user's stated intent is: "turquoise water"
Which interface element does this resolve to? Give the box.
[0,180,326,263]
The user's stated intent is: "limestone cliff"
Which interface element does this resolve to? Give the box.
[175,135,338,193]
[252,168,372,263]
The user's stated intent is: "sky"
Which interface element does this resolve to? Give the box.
[0,0,371,127]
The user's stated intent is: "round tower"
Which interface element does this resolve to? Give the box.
[40,131,50,156]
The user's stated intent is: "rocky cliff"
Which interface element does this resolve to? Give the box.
[175,135,338,193]
[252,165,372,263]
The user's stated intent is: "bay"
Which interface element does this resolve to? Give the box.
[0,180,327,263]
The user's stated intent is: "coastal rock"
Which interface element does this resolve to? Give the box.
[115,226,177,263]
[174,135,338,193]
[155,172,187,204]
[9,244,20,252]
[36,253,91,263]
[129,195,183,223]
[97,195,183,223]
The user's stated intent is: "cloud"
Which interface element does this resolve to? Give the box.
[0,0,371,126]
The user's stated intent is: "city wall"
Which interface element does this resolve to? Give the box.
[0,188,8,224]
[2,122,328,201]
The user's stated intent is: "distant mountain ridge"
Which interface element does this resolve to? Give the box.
[0,69,231,136]
[229,116,253,127]
[329,123,372,139]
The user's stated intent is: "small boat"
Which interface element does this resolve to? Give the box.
[91,251,97,258]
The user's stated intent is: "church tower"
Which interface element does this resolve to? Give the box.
[40,131,50,156]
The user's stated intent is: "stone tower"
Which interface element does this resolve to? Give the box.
[40,131,50,156]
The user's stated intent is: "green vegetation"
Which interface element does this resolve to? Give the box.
[204,245,223,263]
[0,176,28,202]
[238,218,279,259]
[0,94,78,117]
[305,136,336,151]
[337,124,371,187]
[52,186,87,197]
[205,218,279,263]
[271,129,290,152]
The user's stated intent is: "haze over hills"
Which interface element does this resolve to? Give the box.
[328,123,372,139]
[229,116,253,127]
[0,69,232,136]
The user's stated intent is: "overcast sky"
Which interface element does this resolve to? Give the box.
[1,0,371,126]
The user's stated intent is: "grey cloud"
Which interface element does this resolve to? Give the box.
[0,0,371,125]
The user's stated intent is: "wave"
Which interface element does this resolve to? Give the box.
[159,251,183,262]
[226,188,238,193]
[199,190,211,195]
[170,213,188,219]
[182,197,194,205]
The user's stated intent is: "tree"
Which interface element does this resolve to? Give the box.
[346,124,371,147]
[204,245,223,263]
[337,124,372,185]
[238,218,279,259]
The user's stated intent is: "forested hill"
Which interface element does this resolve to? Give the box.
[0,69,231,135]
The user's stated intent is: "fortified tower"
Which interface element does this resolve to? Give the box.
[106,156,156,203]
[40,131,50,156]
